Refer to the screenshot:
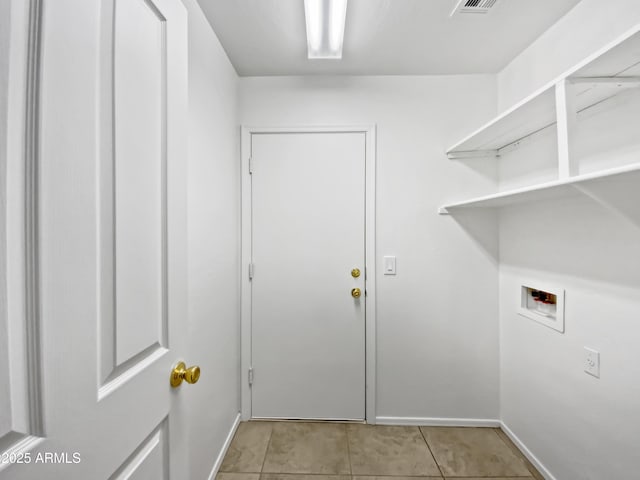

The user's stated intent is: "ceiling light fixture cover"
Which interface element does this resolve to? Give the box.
[304,0,347,59]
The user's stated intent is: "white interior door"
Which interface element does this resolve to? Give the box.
[250,132,366,420]
[1,0,192,478]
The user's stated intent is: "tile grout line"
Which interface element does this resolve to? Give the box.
[259,424,276,477]
[344,423,353,477]
[417,427,445,479]
[492,428,543,480]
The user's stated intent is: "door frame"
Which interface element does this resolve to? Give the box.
[240,125,377,423]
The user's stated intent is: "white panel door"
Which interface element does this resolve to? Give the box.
[1,0,191,478]
[251,132,366,420]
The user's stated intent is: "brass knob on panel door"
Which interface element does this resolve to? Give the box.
[351,288,362,299]
[170,361,201,388]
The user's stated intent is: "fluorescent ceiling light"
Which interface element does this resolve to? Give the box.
[304,0,347,59]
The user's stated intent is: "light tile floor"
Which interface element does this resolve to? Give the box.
[217,422,543,480]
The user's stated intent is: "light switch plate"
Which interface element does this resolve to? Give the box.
[584,347,600,378]
[383,256,396,275]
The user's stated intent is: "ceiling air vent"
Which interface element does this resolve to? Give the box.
[450,0,499,16]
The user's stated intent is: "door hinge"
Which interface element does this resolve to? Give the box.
[248,367,254,386]
[248,263,254,280]
[248,157,253,174]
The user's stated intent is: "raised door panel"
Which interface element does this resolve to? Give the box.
[109,421,168,480]
[113,0,167,366]
[99,0,170,391]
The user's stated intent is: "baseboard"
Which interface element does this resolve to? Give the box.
[207,412,242,480]
[375,416,501,427]
[500,421,556,480]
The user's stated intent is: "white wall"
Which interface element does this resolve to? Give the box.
[498,0,640,110]
[183,2,240,479]
[239,76,501,422]
[497,2,640,478]
[499,200,640,480]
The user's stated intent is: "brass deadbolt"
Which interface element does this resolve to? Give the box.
[351,268,361,278]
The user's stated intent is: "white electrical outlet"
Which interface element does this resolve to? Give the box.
[584,347,600,378]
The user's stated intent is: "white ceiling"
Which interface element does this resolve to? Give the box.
[197,0,582,76]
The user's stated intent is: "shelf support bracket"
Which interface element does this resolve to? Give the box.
[438,206,450,215]
[555,79,579,179]
[446,150,499,160]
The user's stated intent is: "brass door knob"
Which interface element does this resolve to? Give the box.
[351,268,361,278]
[170,361,201,388]
[351,288,362,298]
